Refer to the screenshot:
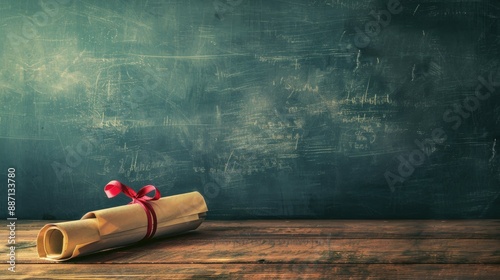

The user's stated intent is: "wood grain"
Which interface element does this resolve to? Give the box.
[3,264,500,280]
[3,220,499,279]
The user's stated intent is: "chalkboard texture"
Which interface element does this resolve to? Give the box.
[1,0,499,219]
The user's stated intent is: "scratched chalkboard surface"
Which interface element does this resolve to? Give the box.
[1,0,499,219]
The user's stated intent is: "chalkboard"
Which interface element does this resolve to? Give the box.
[1,0,499,220]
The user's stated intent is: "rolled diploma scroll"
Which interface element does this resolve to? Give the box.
[37,191,207,261]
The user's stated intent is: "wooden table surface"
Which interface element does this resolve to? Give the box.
[2,220,500,279]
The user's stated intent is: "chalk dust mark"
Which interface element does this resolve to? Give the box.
[411,64,416,82]
[353,50,361,72]
[127,54,250,59]
[489,139,496,163]
[0,136,55,141]
[224,150,235,173]
[413,4,420,15]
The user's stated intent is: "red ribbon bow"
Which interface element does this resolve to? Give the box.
[104,180,161,240]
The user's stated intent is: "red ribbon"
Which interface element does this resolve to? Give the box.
[104,180,161,240]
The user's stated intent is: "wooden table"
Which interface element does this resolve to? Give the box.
[3,220,500,279]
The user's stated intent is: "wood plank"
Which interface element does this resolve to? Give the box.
[15,220,500,238]
[4,220,500,278]
[6,235,500,264]
[4,220,500,265]
[3,264,500,280]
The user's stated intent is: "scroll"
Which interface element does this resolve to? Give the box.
[36,180,208,261]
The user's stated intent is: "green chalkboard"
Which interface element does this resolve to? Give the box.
[1,0,499,219]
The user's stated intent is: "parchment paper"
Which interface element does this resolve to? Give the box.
[37,191,207,261]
